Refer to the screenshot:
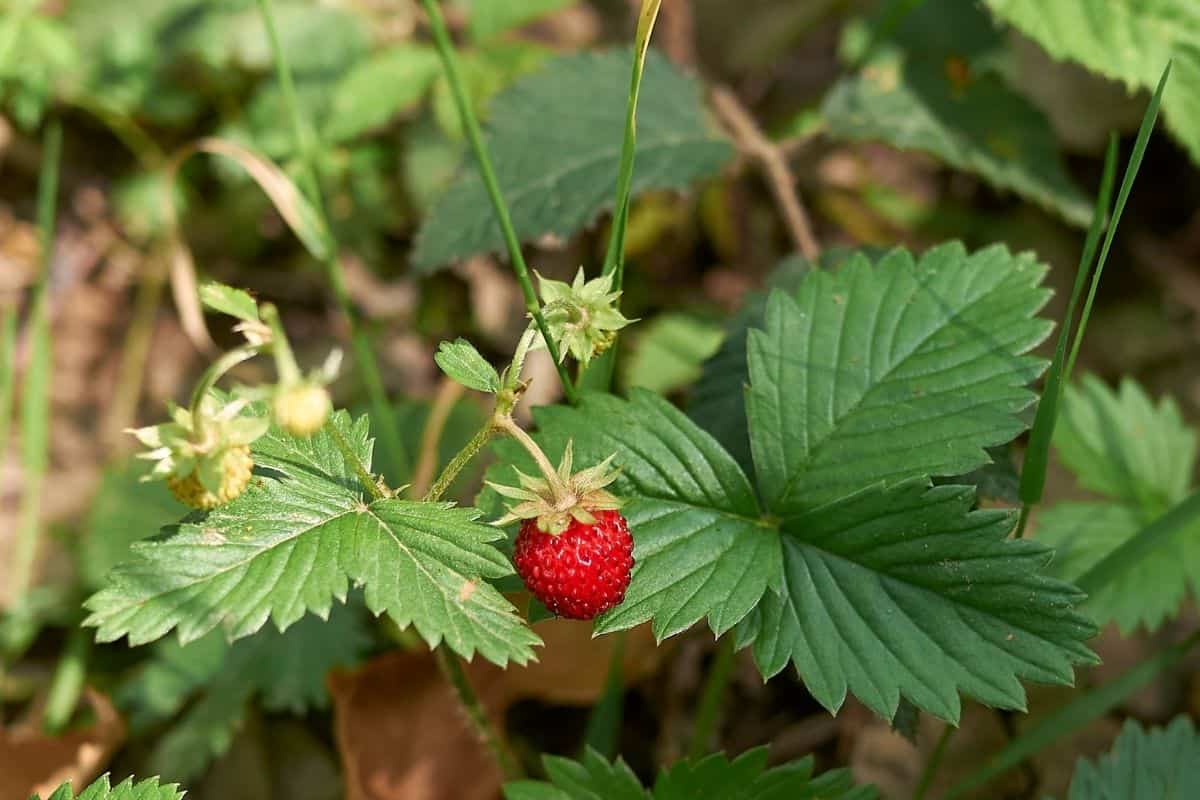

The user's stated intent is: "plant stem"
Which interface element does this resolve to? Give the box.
[434,644,522,780]
[327,420,386,502]
[420,0,577,404]
[945,628,1200,799]
[1014,503,1032,539]
[412,378,467,498]
[912,724,954,800]
[687,634,737,759]
[0,304,17,458]
[9,121,60,608]
[424,422,496,503]
[492,413,568,496]
[582,631,627,758]
[104,252,167,452]
[255,0,410,480]
[43,625,91,733]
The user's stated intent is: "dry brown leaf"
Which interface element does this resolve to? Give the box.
[0,689,126,800]
[330,619,660,800]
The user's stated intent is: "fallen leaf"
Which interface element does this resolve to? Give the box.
[0,689,126,800]
[330,619,660,800]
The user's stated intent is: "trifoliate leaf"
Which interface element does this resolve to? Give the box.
[1065,716,1200,799]
[486,390,778,640]
[622,312,723,395]
[985,0,1200,165]
[414,48,732,270]
[325,44,442,143]
[36,774,183,800]
[502,747,874,800]
[1054,376,1196,516]
[824,1,1090,225]
[85,411,540,666]
[1037,378,1199,633]
[435,338,502,394]
[199,281,259,323]
[746,242,1051,514]
[117,604,370,781]
[735,480,1096,722]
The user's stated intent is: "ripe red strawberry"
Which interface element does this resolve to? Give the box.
[513,509,634,620]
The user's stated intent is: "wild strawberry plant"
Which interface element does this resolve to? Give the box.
[6,0,1200,797]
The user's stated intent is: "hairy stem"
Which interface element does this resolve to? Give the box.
[420,0,577,404]
[434,644,522,780]
[492,413,569,496]
[424,422,496,503]
[255,0,410,480]
[687,634,737,759]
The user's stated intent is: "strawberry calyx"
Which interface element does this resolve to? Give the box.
[489,439,623,535]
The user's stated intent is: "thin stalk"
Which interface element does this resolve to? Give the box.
[42,625,91,733]
[255,0,411,480]
[261,303,303,385]
[424,422,496,503]
[188,346,259,421]
[9,121,61,608]
[582,631,627,759]
[0,305,16,457]
[912,724,954,800]
[687,634,736,759]
[945,628,1200,799]
[434,644,522,780]
[104,253,167,451]
[420,0,577,404]
[411,378,467,498]
[492,413,568,496]
[327,420,386,502]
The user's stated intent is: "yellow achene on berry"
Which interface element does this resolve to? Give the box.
[273,383,331,437]
[167,445,254,509]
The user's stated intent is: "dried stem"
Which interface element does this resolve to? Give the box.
[710,86,820,261]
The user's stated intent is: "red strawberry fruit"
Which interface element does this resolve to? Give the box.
[490,437,634,621]
[514,509,634,620]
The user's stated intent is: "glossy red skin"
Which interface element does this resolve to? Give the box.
[513,509,634,620]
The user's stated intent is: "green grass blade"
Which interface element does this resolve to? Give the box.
[9,121,61,607]
[944,627,1200,799]
[1018,62,1169,515]
[601,0,663,289]
[1076,489,1200,597]
[1066,62,1171,380]
[0,305,17,461]
[1016,135,1118,512]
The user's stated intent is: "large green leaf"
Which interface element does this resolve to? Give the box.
[38,774,183,800]
[490,390,780,640]
[117,604,369,781]
[735,480,1096,721]
[412,48,732,270]
[824,1,1090,224]
[84,412,539,666]
[503,747,873,800]
[1037,377,1199,633]
[746,242,1051,514]
[986,0,1200,164]
[1066,716,1200,799]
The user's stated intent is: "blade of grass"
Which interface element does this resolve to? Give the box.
[420,0,577,404]
[1066,63,1171,380]
[944,627,1200,799]
[0,305,16,459]
[9,121,60,609]
[254,0,412,480]
[1016,62,1168,530]
[601,0,663,289]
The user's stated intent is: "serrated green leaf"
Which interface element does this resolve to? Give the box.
[84,411,540,666]
[503,747,874,800]
[198,280,259,323]
[747,242,1051,514]
[824,2,1090,225]
[435,337,501,393]
[621,312,723,395]
[735,480,1097,722]
[117,604,369,781]
[464,0,575,41]
[35,774,183,800]
[325,43,442,143]
[1066,716,1200,799]
[488,390,780,641]
[985,0,1200,165]
[1055,376,1196,515]
[414,48,732,270]
[1037,377,1199,633]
